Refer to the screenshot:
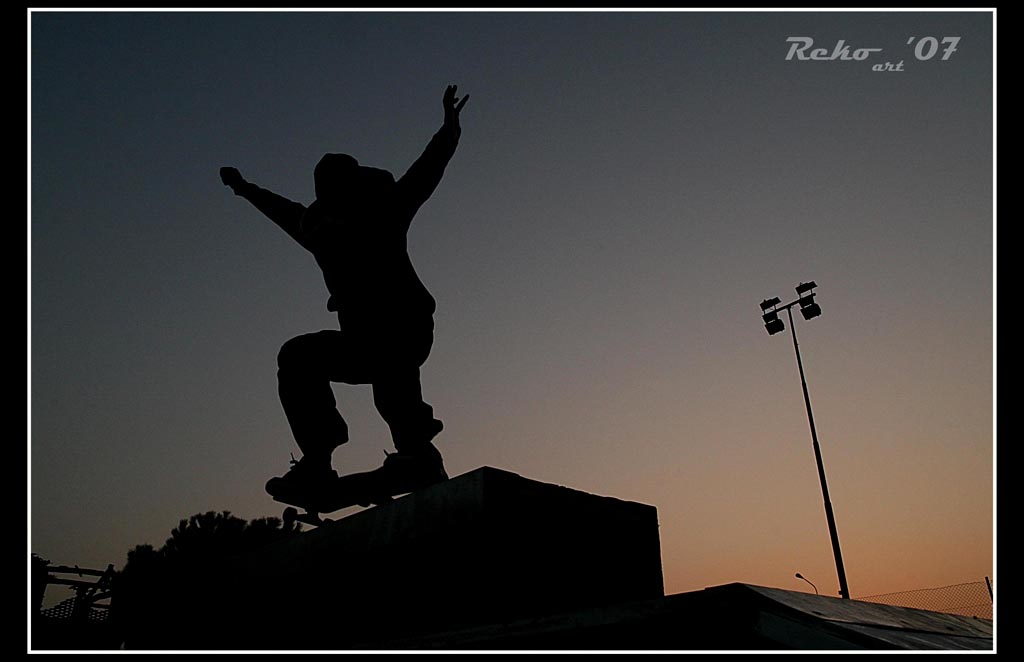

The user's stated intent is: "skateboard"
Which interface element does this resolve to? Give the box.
[267,466,399,527]
[268,459,452,524]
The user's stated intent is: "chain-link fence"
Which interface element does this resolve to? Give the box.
[858,579,993,620]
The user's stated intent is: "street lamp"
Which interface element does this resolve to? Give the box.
[795,572,819,595]
[761,282,850,600]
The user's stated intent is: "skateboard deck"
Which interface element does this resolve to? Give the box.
[267,465,415,527]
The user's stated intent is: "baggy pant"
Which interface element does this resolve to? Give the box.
[276,319,439,461]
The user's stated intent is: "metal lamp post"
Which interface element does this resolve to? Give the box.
[760,282,850,600]
[795,572,819,595]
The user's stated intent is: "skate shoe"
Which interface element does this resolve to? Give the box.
[379,441,448,495]
[265,454,338,506]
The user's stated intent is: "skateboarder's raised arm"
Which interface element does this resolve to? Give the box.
[395,85,469,227]
[220,167,311,250]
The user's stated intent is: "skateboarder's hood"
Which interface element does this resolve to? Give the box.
[314,153,395,203]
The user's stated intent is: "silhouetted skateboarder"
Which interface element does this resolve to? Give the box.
[221,85,468,508]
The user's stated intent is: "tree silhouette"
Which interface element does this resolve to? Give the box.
[112,511,303,649]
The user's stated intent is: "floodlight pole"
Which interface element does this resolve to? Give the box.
[784,305,850,600]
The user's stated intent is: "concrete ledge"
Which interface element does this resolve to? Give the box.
[190,467,663,648]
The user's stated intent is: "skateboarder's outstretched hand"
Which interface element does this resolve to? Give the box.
[443,84,469,128]
[220,166,246,192]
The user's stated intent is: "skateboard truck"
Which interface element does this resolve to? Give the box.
[282,506,332,528]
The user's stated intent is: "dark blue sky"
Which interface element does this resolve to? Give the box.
[31,10,992,600]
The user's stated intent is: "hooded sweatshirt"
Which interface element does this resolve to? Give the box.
[233,122,460,332]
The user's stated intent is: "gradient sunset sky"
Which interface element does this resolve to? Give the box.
[30,9,993,605]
